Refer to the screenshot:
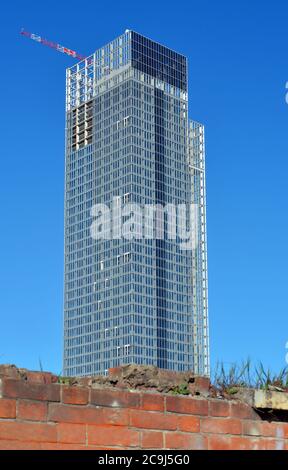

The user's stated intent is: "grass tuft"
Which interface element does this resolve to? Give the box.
[213,359,288,392]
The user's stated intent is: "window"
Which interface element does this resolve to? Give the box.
[124,344,130,356]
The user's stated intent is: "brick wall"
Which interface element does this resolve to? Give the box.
[0,365,287,450]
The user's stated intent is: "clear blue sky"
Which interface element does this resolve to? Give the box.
[1,0,287,375]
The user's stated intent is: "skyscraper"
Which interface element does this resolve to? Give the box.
[63,30,209,377]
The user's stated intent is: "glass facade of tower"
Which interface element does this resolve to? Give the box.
[64,31,209,376]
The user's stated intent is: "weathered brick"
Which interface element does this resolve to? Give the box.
[49,403,129,426]
[283,423,288,439]
[62,386,89,405]
[17,400,47,421]
[141,431,164,449]
[73,377,91,387]
[0,367,56,384]
[41,442,87,450]
[166,396,208,416]
[141,393,164,412]
[2,378,60,402]
[0,365,21,380]
[189,377,210,396]
[230,436,266,450]
[230,401,259,420]
[260,422,288,442]
[88,425,139,447]
[130,410,177,431]
[209,400,230,417]
[242,420,262,436]
[209,435,232,450]
[201,417,242,435]
[0,399,16,419]
[165,432,207,450]
[57,423,86,444]
[177,415,200,433]
[227,436,251,450]
[189,434,208,450]
[261,421,281,438]
[108,367,122,377]
[1,364,288,451]
[158,369,183,382]
[26,372,53,384]
[0,422,57,443]
[0,439,42,450]
[90,388,140,408]
[265,439,285,450]
[165,432,191,449]
[115,381,129,390]
[86,445,128,450]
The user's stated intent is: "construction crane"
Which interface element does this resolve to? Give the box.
[20,29,86,61]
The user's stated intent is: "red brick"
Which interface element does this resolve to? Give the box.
[108,367,122,377]
[283,423,288,439]
[41,442,87,450]
[130,410,177,431]
[165,432,207,450]
[209,435,232,450]
[194,376,210,389]
[228,436,251,450]
[88,425,139,447]
[2,378,60,402]
[261,422,280,438]
[0,365,21,379]
[62,386,89,405]
[0,422,57,443]
[0,368,54,384]
[86,446,130,450]
[201,417,242,435]
[57,423,86,444]
[142,431,164,449]
[166,396,208,416]
[189,377,210,396]
[90,389,140,408]
[177,415,200,433]
[209,400,230,417]
[141,393,164,412]
[0,439,42,450]
[17,400,47,421]
[49,403,129,426]
[165,432,191,449]
[26,372,53,384]
[0,399,16,419]
[230,401,259,420]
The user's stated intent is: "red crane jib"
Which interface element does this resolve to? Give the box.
[20,30,86,61]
